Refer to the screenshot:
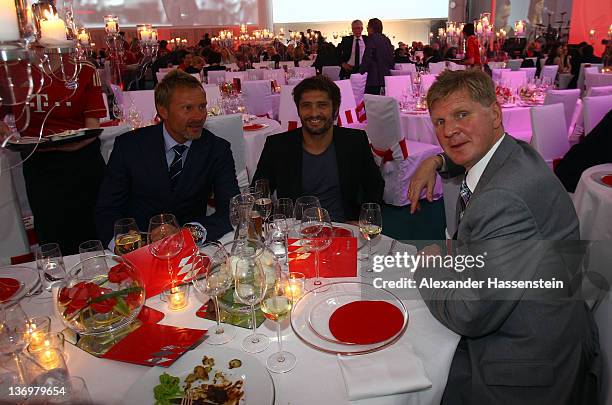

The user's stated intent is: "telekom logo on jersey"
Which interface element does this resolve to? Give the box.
[29,93,72,113]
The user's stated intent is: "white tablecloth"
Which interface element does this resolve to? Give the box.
[400,106,533,145]
[16,231,459,405]
[99,125,132,163]
[573,163,612,240]
[244,117,282,178]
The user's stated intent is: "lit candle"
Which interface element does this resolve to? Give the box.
[105,16,119,34]
[40,349,61,370]
[29,331,45,350]
[476,22,483,34]
[169,287,187,311]
[40,12,67,42]
[589,29,595,36]
[0,0,20,41]
[287,282,302,301]
[515,21,524,35]
[77,31,90,46]
[151,30,158,41]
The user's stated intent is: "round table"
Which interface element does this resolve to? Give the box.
[400,105,534,145]
[243,117,282,178]
[572,163,612,240]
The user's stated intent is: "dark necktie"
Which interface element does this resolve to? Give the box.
[354,38,360,69]
[457,175,472,224]
[169,144,188,191]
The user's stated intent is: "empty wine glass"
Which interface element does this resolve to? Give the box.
[36,244,66,291]
[293,195,320,222]
[275,198,294,228]
[261,272,297,373]
[232,240,269,353]
[192,243,236,345]
[300,207,333,291]
[359,203,383,276]
[147,214,184,260]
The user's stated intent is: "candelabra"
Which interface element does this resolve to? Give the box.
[123,24,158,91]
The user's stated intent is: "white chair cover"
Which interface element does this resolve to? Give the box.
[487,62,505,70]
[203,114,248,187]
[226,71,248,83]
[419,74,437,94]
[101,92,111,122]
[350,73,368,105]
[585,73,612,95]
[583,95,612,134]
[242,80,272,116]
[543,89,580,135]
[207,70,227,85]
[246,69,264,81]
[0,154,29,262]
[262,69,286,85]
[577,63,603,92]
[363,94,442,206]
[588,85,612,97]
[279,61,294,71]
[394,63,417,73]
[428,62,446,75]
[540,65,558,83]
[447,62,465,71]
[251,62,271,70]
[122,90,156,123]
[507,59,523,71]
[155,71,166,83]
[538,58,546,69]
[334,79,366,129]
[292,66,316,78]
[500,70,527,90]
[519,67,537,82]
[390,69,412,76]
[203,84,221,107]
[529,103,570,168]
[491,68,507,82]
[322,66,341,81]
[278,85,301,130]
[384,75,413,102]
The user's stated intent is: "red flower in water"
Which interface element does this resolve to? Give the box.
[108,264,132,284]
[60,281,93,315]
[126,291,142,309]
[90,287,117,314]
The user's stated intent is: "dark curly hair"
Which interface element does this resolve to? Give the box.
[292,75,341,120]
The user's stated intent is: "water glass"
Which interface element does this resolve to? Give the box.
[36,244,66,291]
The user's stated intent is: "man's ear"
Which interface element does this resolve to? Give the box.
[491,102,503,130]
[157,104,169,121]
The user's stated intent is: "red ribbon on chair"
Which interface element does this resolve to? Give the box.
[369,138,410,166]
[355,101,367,122]
[287,121,298,131]
[344,110,354,124]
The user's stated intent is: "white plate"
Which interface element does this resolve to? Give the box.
[122,346,275,404]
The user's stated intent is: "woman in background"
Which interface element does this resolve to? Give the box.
[462,23,481,67]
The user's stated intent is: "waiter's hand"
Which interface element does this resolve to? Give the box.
[408,155,442,214]
[40,118,100,152]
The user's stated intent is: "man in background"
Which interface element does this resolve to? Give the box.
[338,20,368,79]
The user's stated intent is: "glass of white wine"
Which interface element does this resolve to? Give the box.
[359,203,382,276]
[262,272,297,373]
[113,218,142,255]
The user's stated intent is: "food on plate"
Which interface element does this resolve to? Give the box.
[228,359,242,369]
[153,373,183,405]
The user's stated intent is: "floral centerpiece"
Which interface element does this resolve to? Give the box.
[495,85,513,105]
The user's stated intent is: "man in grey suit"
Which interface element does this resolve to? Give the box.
[408,70,600,404]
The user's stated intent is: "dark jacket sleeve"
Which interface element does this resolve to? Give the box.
[95,134,132,246]
[251,136,277,193]
[197,140,239,241]
[359,131,385,210]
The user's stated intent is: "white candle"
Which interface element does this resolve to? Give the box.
[0,0,21,42]
[40,14,67,42]
[140,29,151,41]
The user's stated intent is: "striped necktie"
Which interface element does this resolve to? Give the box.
[169,144,188,191]
[458,176,472,222]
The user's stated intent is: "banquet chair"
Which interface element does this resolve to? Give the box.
[585,73,612,95]
[350,72,367,105]
[207,70,226,85]
[519,67,537,82]
[384,75,413,103]
[203,114,248,187]
[279,61,294,71]
[334,79,366,129]
[419,74,437,94]
[293,66,316,78]
[262,69,286,85]
[203,84,221,107]
[251,62,271,70]
[390,69,412,76]
[0,154,30,264]
[298,60,313,68]
[576,63,603,93]
[242,80,273,117]
[529,103,570,169]
[500,70,527,90]
[122,90,156,124]
[587,85,612,97]
[538,58,546,70]
[543,89,580,135]
[394,63,416,73]
[246,69,264,81]
[278,85,301,131]
[364,94,442,206]
[507,59,523,71]
[487,61,505,70]
[428,62,446,75]
[226,71,248,84]
[322,66,341,81]
[540,65,558,84]
[101,93,111,122]
[583,95,612,134]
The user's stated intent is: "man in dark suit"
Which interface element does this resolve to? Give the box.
[359,18,394,95]
[252,75,383,222]
[408,70,600,404]
[338,20,368,79]
[96,70,239,246]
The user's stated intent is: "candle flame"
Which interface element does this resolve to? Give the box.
[43,10,58,21]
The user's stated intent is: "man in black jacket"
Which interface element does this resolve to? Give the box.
[252,76,383,222]
[338,20,368,79]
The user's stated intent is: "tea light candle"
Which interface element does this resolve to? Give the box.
[40,348,62,370]
[169,286,187,311]
[29,331,45,349]
[287,272,305,301]
[0,0,20,42]
[40,12,67,42]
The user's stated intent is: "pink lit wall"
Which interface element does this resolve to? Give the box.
[569,0,612,56]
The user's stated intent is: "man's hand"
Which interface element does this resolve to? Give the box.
[341,62,353,72]
[408,155,442,214]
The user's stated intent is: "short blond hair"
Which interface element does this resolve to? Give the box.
[427,69,496,111]
[155,69,203,109]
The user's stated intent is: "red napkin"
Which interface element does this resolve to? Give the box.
[0,278,20,302]
[243,123,265,131]
[124,229,203,298]
[100,119,120,127]
[601,175,612,186]
[328,301,405,344]
[137,306,165,324]
[101,323,207,367]
[288,236,357,278]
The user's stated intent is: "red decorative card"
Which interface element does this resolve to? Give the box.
[288,236,357,278]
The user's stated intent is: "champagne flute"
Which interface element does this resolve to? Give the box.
[35,243,66,291]
[113,218,142,255]
[232,240,269,353]
[254,179,273,232]
[261,272,297,373]
[300,207,333,291]
[359,203,383,276]
[147,214,184,260]
[192,243,236,345]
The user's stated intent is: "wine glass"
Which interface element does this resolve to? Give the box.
[240,187,263,239]
[359,203,383,276]
[192,243,236,345]
[261,272,297,373]
[113,218,142,255]
[35,243,66,291]
[254,179,272,231]
[300,207,333,291]
[230,193,255,240]
[275,198,294,228]
[232,240,269,353]
[147,214,184,260]
[78,240,107,273]
[266,214,289,265]
[293,196,320,222]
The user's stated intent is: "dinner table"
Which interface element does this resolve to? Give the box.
[11,226,460,405]
[572,163,612,241]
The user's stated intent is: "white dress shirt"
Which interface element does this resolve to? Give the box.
[465,134,506,193]
[349,36,365,66]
